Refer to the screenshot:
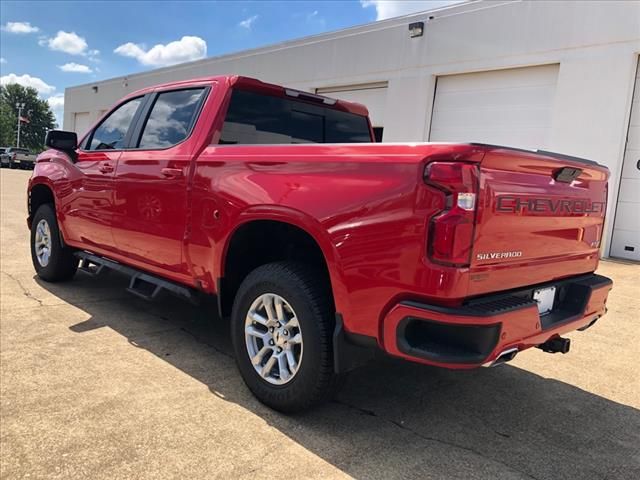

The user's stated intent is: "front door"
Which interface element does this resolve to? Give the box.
[63,96,144,252]
[112,87,207,277]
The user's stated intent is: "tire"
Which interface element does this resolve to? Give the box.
[30,204,78,282]
[231,262,342,412]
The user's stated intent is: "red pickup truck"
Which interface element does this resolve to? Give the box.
[29,75,612,412]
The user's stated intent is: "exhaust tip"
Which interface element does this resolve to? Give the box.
[538,337,571,354]
[482,347,518,367]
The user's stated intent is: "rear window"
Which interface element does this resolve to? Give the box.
[219,89,371,145]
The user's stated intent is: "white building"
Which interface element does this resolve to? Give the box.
[64,0,640,261]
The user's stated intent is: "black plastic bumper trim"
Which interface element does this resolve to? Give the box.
[396,272,612,364]
[397,317,501,364]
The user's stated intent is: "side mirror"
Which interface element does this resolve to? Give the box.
[45,130,78,151]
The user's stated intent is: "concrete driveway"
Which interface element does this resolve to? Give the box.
[1,169,639,480]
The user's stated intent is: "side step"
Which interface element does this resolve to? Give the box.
[75,251,199,304]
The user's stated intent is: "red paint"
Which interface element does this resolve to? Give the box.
[29,76,612,368]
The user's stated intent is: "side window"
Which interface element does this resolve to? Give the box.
[88,97,142,150]
[138,88,204,149]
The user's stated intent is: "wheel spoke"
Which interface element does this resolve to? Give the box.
[263,295,276,322]
[246,325,270,342]
[260,354,277,378]
[274,296,284,322]
[284,317,299,329]
[288,333,302,345]
[285,348,297,371]
[277,353,290,382]
[249,311,268,326]
[251,345,270,366]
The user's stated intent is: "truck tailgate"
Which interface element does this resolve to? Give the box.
[469,147,609,294]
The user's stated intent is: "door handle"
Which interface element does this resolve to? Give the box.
[99,163,114,174]
[161,167,183,179]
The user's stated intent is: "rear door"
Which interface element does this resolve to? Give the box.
[63,96,144,252]
[112,87,207,277]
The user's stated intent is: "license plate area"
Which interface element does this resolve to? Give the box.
[533,286,556,315]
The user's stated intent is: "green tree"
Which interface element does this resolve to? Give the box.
[0,84,56,151]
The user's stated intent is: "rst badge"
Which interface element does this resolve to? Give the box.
[476,251,523,261]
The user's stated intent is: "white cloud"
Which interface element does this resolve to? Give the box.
[361,0,465,20]
[0,73,56,95]
[87,49,100,62]
[239,15,259,29]
[47,94,64,127]
[0,57,6,64]
[114,36,207,67]
[58,62,93,73]
[1,21,39,34]
[44,31,88,55]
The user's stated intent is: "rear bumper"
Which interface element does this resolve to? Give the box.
[381,273,612,369]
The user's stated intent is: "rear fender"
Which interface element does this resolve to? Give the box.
[218,205,351,318]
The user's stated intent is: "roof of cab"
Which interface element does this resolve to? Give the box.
[123,75,369,117]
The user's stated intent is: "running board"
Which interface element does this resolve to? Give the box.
[75,251,199,304]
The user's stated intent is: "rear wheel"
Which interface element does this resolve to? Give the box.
[231,262,342,412]
[30,204,78,282]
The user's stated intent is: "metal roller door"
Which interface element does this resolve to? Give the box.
[429,64,559,150]
[610,59,640,261]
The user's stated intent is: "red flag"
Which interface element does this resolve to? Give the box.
[19,116,30,124]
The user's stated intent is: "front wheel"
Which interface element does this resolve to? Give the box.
[30,204,78,282]
[231,262,342,412]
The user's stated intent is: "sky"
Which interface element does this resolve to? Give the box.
[0,0,463,126]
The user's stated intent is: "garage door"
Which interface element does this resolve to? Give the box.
[429,64,559,150]
[316,82,387,141]
[610,59,640,261]
[73,112,91,136]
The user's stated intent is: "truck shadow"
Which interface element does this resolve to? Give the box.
[37,271,639,480]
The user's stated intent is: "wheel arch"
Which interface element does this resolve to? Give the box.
[28,181,56,228]
[218,207,348,318]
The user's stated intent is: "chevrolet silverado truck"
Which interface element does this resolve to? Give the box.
[28,76,612,412]
[2,147,34,169]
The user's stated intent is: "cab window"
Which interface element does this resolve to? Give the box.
[87,97,143,150]
[137,88,205,149]
[218,89,371,144]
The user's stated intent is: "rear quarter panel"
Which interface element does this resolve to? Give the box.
[187,143,486,339]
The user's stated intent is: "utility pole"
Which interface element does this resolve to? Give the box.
[15,102,25,148]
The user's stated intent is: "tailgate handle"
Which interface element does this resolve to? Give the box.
[553,167,582,183]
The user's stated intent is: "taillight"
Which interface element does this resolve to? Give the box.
[424,162,479,266]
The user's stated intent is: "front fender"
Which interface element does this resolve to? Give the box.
[29,153,74,238]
